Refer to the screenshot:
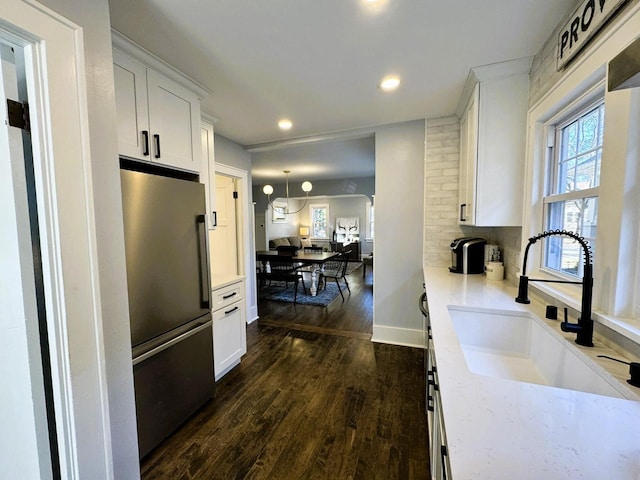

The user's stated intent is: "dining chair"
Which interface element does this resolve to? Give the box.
[264,257,307,302]
[319,251,351,300]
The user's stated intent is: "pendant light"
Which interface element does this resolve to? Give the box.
[263,170,313,215]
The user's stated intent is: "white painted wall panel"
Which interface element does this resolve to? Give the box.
[373,120,425,346]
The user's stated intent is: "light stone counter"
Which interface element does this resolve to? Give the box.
[423,266,640,480]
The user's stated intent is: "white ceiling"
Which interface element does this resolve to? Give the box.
[108,0,576,180]
[250,135,375,182]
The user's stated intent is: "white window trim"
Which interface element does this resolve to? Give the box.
[542,186,599,205]
[364,198,374,242]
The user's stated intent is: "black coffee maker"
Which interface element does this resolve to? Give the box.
[449,237,486,274]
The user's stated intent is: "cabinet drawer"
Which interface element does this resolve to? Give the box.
[211,282,244,312]
[212,300,246,379]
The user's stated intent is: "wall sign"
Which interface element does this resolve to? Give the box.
[557,0,628,70]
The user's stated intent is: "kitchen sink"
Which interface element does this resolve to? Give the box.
[448,306,631,399]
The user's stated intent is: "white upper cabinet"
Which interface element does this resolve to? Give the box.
[113,51,149,159]
[458,85,478,225]
[112,32,210,173]
[457,58,531,227]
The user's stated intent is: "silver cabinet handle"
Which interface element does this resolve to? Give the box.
[197,215,211,308]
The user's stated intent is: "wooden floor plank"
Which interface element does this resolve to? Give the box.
[141,268,429,479]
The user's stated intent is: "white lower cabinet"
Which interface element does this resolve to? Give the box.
[424,290,452,480]
[428,348,452,480]
[212,279,246,380]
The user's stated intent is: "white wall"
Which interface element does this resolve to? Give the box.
[373,120,425,347]
[214,133,251,171]
[37,0,139,477]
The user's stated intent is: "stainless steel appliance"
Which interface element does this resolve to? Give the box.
[120,167,214,458]
[449,237,486,274]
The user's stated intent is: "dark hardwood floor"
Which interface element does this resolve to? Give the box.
[141,266,429,480]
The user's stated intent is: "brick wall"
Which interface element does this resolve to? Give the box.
[423,117,461,267]
[491,227,522,284]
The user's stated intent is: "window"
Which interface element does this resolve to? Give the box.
[543,101,604,277]
[310,204,329,239]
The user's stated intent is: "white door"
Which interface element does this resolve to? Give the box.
[209,174,239,285]
[0,40,54,480]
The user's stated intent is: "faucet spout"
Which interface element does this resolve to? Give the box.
[515,230,594,347]
[560,263,594,347]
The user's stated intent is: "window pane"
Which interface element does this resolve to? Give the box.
[311,207,327,238]
[556,103,604,194]
[370,206,374,239]
[598,105,605,145]
[562,122,577,158]
[575,152,597,189]
[558,158,575,193]
[544,197,598,277]
[577,108,599,154]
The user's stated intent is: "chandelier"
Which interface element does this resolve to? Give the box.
[262,170,313,215]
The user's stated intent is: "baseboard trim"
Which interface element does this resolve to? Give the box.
[248,307,258,324]
[371,325,424,348]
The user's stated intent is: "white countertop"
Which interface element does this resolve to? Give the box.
[423,266,640,480]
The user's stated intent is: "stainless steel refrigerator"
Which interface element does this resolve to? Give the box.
[120,167,214,459]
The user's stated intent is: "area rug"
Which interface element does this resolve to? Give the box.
[262,281,342,306]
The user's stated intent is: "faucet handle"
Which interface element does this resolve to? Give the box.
[545,306,558,320]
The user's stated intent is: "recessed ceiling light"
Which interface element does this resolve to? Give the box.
[278,119,293,130]
[379,76,401,92]
[361,0,389,14]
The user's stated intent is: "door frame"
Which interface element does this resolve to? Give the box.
[215,163,258,322]
[1,2,112,478]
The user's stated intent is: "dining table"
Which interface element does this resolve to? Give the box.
[256,250,340,296]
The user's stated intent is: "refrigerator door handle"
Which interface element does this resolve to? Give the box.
[197,214,211,309]
[132,320,212,365]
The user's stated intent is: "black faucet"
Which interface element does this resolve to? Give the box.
[515,230,594,347]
